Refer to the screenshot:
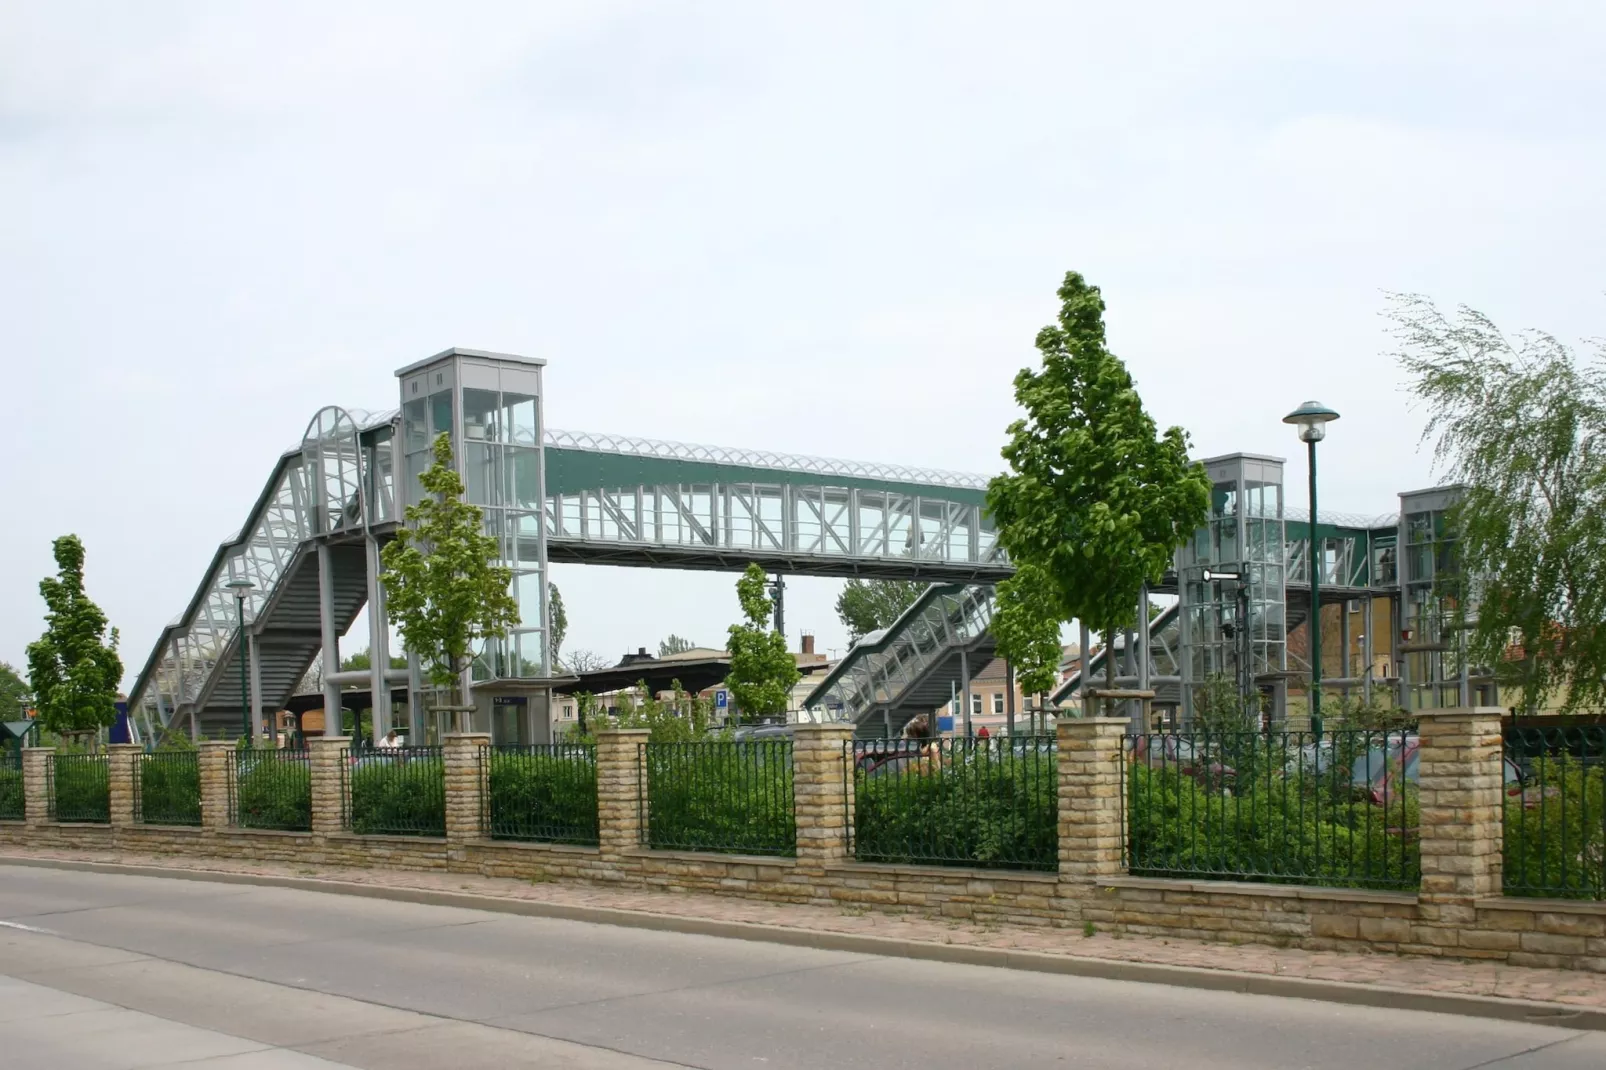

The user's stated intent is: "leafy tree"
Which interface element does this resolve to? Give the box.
[26,535,123,739]
[658,634,697,657]
[380,434,519,715]
[550,583,568,664]
[724,564,800,721]
[1393,293,1606,713]
[0,661,32,717]
[835,579,925,642]
[987,271,1211,714]
[991,563,1062,717]
[340,649,406,672]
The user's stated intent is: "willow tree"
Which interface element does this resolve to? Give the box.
[27,535,123,741]
[380,434,519,723]
[1393,293,1606,713]
[987,271,1210,714]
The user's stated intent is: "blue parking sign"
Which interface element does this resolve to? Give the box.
[715,690,729,709]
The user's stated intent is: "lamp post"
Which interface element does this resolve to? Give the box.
[224,578,254,746]
[1283,401,1340,736]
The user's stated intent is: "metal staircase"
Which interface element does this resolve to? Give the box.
[803,583,996,738]
[1051,602,1182,707]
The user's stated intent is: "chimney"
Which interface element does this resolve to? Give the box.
[801,633,815,655]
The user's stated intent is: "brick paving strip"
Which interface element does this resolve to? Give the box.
[3,846,1603,1028]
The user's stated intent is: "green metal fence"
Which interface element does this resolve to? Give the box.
[49,753,110,823]
[233,748,312,831]
[1503,725,1606,900]
[641,740,795,857]
[485,744,598,845]
[1124,729,1419,891]
[0,750,23,821]
[850,737,1058,872]
[343,747,445,837]
[136,751,202,826]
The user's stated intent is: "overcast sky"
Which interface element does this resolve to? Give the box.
[3,2,1603,686]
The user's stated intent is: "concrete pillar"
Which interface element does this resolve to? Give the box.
[1056,718,1128,882]
[595,729,650,862]
[108,744,141,828]
[22,747,52,827]
[198,741,235,830]
[792,724,853,869]
[308,736,350,835]
[248,632,264,744]
[443,733,490,847]
[1416,708,1505,925]
[366,535,391,739]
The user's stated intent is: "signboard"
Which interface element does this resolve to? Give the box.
[714,690,729,709]
[937,715,955,733]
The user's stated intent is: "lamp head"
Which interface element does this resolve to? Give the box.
[1284,400,1339,443]
[224,578,254,601]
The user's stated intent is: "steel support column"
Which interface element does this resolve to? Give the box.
[317,541,342,737]
[366,535,390,739]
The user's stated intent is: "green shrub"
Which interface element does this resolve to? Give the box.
[52,755,109,822]
[1503,756,1605,899]
[854,749,1057,871]
[645,743,794,856]
[235,755,312,831]
[488,749,598,845]
[0,763,23,820]
[348,758,445,836]
[139,753,201,826]
[1127,762,1419,890]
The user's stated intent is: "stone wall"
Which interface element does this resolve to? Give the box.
[2,711,1600,973]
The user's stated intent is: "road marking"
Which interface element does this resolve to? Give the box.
[0,919,57,935]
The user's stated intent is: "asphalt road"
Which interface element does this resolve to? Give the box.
[1,864,1602,1070]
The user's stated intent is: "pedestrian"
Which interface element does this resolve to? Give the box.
[377,729,401,750]
[976,725,990,740]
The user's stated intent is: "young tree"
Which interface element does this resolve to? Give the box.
[658,634,697,657]
[725,564,800,722]
[834,579,926,642]
[380,434,519,719]
[990,563,1062,727]
[1392,293,1606,712]
[340,650,407,672]
[987,272,1211,713]
[26,535,123,739]
[549,583,568,664]
[0,662,32,717]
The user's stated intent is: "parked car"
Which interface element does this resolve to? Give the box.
[1359,737,1527,806]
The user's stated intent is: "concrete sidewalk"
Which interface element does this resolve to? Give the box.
[4,845,1603,1026]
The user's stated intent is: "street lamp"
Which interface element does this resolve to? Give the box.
[1283,401,1340,736]
[224,578,254,745]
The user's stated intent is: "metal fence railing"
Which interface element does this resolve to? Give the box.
[484,744,598,845]
[342,747,445,837]
[49,753,110,823]
[136,750,202,826]
[1503,725,1606,900]
[1124,729,1419,891]
[641,740,795,857]
[849,737,1058,872]
[0,750,22,821]
[233,748,312,831]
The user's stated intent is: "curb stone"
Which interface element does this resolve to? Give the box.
[2,854,1601,1032]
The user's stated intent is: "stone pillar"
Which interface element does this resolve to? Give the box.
[1416,708,1505,922]
[792,724,853,869]
[309,736,350,835]
[108,744,141,828]
[22,747,52,827]
[198,741,236,830]
[1057,718,1128,882]
[443,733,490,847]
[595,729,650,863]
